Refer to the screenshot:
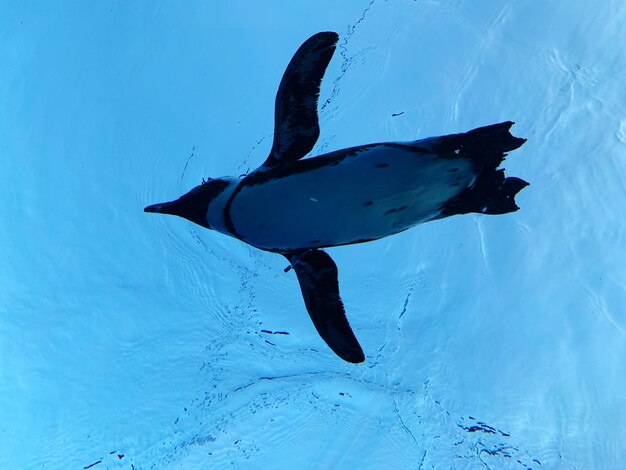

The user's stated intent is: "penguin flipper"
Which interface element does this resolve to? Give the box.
[284,249,365,363]
[263,32,339,168]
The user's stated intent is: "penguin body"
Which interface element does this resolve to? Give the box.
[145,32,528,363]
[223,142,473,251]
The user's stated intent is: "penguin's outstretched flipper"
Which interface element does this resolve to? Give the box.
[263,32,339,168]
[284,249,364,363]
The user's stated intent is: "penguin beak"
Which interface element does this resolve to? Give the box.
[144,180,225,230]
[144,196,210,228]
[144,200,177,215]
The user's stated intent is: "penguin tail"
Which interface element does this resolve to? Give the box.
[462,121,527,171]
[429,121,526,170]
[436,121,529,217]
[441,169,529,216]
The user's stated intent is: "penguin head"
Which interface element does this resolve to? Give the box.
[144,178,229,229]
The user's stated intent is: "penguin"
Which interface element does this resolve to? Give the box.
[144,32,528,364]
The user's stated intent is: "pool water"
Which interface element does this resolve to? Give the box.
[2,1,625,468]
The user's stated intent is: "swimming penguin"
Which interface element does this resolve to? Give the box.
[144,32,528,363]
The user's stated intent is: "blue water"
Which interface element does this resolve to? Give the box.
[2,1,625,468]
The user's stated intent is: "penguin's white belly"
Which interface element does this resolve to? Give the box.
[228,144,475,251]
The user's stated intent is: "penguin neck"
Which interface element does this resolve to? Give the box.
[206,177,240,236]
